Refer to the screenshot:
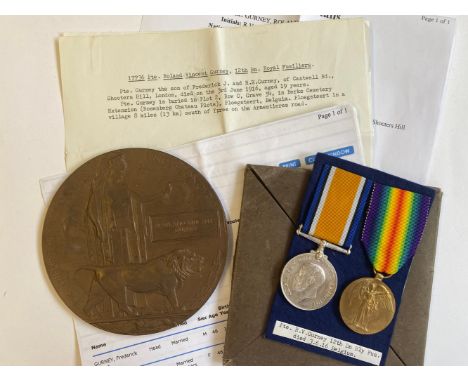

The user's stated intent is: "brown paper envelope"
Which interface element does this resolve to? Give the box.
[223,165,442,366]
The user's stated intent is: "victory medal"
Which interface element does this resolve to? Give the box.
[340,183,433,334]
[281,165,372,311]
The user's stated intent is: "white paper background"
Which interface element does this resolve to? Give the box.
[1,16,468,365]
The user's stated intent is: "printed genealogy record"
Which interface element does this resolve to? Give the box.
[42,148,228,335]
[59,19,372,170]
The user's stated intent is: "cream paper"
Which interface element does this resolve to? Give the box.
[59,19,372,170]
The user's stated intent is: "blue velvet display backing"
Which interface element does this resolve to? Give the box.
[265,153,435,366]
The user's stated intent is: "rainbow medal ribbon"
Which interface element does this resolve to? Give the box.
[280,165,372,311]
[339,183,433,335]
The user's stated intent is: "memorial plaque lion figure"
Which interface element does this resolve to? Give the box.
[78,249,205,316]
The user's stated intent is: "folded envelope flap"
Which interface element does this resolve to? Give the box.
[247,165,311,226]
[224,165,310,364]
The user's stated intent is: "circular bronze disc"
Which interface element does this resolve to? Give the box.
[339,277,396,335]
[42,148,228,335]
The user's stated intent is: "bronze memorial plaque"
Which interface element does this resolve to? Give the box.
[42,148,228,335]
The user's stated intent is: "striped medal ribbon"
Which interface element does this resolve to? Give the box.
[281,165,372,311]
[361,183,433,275]
[339,183,433,335]
[300,164,373,250]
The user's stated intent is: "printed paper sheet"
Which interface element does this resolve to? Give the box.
[59,19,372,170]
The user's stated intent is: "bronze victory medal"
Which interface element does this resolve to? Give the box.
[339,276,396,335]
[42,149,228,335]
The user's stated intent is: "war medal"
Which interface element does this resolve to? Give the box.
[281,165,372,311]
[340,183,432,335]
